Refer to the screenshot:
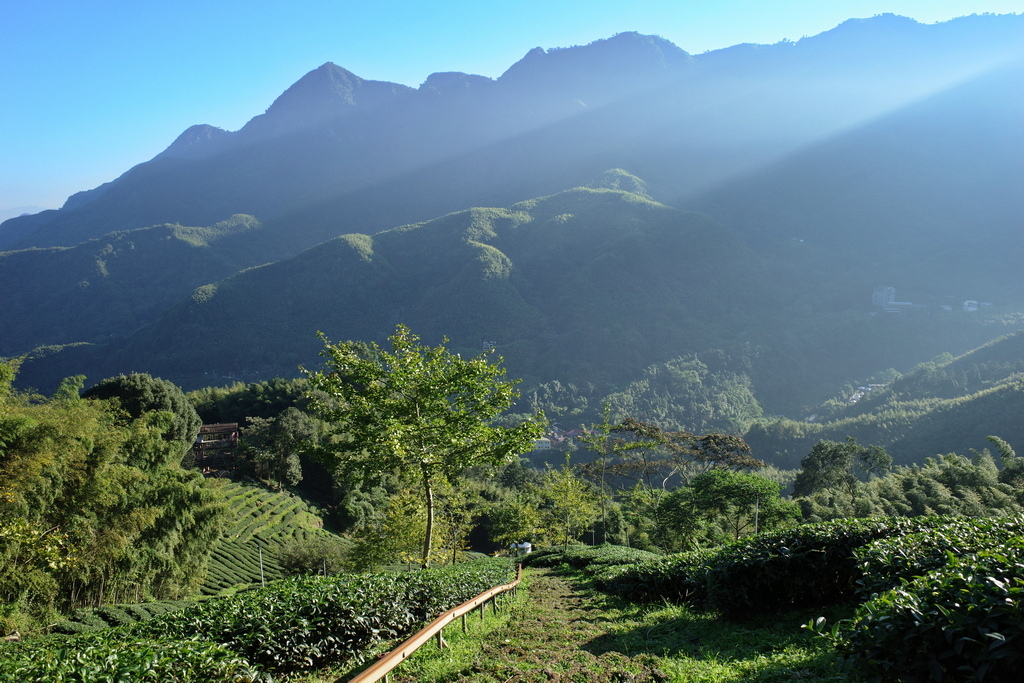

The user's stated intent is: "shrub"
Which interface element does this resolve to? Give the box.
[50,600,192,635]
[520,547,566,568]
[11,559,515,680]
[854,515,1024,598]
[129,558,515,674]
[278,535,352,576]
[94,606,135,627]
[0,635,265,683]
[835,539,1024,682]
[593,548,720,604]
[704,517,942,618]
[545,543,663,571]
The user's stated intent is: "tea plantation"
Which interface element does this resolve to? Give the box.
[202,481,344,595]
[6,515,1023,682]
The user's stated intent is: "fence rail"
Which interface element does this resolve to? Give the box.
[343,564,523,683]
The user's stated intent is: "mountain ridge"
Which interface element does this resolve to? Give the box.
[4,14,1021,251]
[3,14,1023,440]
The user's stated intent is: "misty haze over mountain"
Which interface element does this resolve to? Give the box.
[2,13,1023,464]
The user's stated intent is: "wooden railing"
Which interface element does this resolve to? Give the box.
[343,564,524,683]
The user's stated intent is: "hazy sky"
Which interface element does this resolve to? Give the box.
[2,0,1020,212]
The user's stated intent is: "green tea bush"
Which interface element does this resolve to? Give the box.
[94,606,135,627]
[520,547,566,568]
[50,599,192,634]
[835,539,1024,682]
[705,517,942,618]
[129,558,515,674]
[593,548,720,604]
[854,515,1024,598]
[558,544,662,570]
[0,635,265,683]
[11,559,514,680]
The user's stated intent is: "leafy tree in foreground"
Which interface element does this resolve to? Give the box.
[305,324,545,567]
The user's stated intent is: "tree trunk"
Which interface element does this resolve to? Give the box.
[421,463,434,569]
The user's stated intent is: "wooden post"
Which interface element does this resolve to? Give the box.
[462,613,468,633]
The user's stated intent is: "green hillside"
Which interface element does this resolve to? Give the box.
[745,331,1024,467]
[202,480,347,595]
[20,187,778,391]
[14,181,1018,427]
[0,215,268,356]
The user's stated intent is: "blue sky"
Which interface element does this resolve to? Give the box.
[1,0,1021,212]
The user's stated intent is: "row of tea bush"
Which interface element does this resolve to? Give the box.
[0,558,515,682]
[532,517,1024,682]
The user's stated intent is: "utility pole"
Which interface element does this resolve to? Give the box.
[754,494,760,535]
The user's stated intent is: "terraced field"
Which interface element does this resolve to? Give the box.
[52,599,195,634]
[202,480,347,594]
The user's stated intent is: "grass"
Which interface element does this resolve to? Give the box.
[622,602,854,682]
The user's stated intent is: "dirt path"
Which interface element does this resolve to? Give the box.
[429,568,667,682]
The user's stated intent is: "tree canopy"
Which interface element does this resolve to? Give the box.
[83,373,202,464]
[0,362,225,632]
[305,324,545,567]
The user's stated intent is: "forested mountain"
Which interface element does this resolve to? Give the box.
[3,15,1021,254]
[0,215,269,355]
[14,186,777,391]
[3,14,1024,457]
[12,183,1015,431]
[746,332,1024,467]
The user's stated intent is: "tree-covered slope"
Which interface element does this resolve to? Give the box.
[0,215,268,355]
[24,188,776,395]
[745,332,1024,467]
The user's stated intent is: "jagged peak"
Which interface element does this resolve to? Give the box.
[155,124,233,161]
[499,32,692,84]
[239,62,414,139]
[418,71,495,94]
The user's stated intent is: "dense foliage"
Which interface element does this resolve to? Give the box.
[0,362,226,634]
[306,325,545,567]
[746,333,1024,468]
[834,539,1024,681]
[589,518,942,612]
[82,372,203,463]
[0,558,515,680]
[796,448,1024,522]
[0,635,264,683]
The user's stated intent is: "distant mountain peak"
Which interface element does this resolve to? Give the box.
[238,61,414,140]
[155,124,233,161]
[499,31,692,91]
[419,71,495,95]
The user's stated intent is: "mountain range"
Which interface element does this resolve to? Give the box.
[3,13,1023,462]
